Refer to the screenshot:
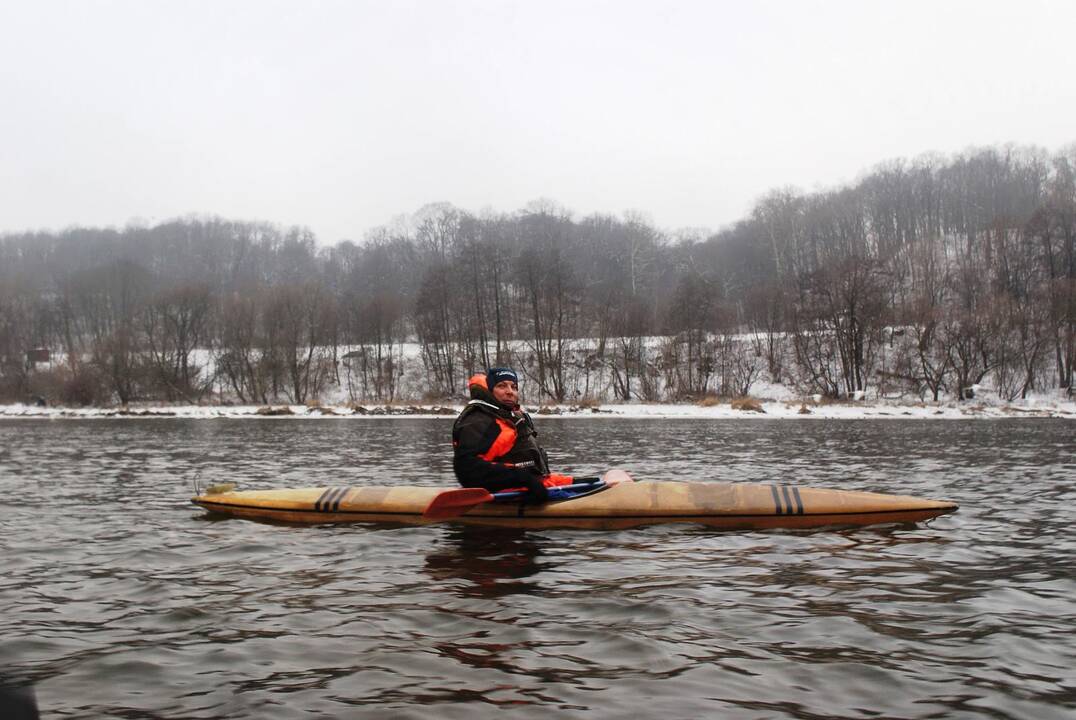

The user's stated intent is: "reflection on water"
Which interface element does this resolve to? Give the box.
[0,417,1074,719]
[425,527,547,599]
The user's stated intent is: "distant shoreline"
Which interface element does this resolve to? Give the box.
[2,398,1073,420]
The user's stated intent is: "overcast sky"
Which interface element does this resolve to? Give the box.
[2,0,1074,244]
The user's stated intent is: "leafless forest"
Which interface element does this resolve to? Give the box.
[1,145,1073,406]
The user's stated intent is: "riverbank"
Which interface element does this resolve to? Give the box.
[2,396,1074,420]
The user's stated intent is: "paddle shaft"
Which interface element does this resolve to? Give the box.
[488,480,602,501]
[422,469,634,520]
[422,480,601,519]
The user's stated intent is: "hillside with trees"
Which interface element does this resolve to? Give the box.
[1,144,1073,406]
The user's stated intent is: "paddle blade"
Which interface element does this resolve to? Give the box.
[602,468,635,486]
[423,488,495,519]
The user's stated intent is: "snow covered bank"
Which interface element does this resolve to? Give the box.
[2,397,1073,420]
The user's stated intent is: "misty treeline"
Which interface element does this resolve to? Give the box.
[1,144,1074,406]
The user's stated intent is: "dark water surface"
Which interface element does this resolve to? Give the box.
[1,418,1073,719]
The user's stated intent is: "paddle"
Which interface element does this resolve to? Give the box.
[422,481,596,519]
[423,469,634,520]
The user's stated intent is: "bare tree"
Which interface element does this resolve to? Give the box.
[264,283,336,404]
[515,209,580,403]
[143,282,211,401]
[664,272,718,398]
[216,290,268,404]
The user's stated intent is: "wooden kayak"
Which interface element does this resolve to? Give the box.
[190,481,957,530]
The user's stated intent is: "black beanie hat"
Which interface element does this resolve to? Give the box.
[486,367,518,388]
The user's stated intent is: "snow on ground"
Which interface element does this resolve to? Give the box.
[2,395,1073,420]
[20,337,1075,421]
[7,340,1075,420]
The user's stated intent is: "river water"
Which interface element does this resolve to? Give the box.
[0,417,1073,719]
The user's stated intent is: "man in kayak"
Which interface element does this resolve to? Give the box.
[452,367,574,503]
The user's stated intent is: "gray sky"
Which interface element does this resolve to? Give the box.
[2,0,1074,244]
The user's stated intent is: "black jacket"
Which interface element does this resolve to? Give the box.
[452,386,550,498]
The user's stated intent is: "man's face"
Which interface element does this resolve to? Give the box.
[491,380,519,406]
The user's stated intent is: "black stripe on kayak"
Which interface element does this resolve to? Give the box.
[314,488,333,511]
[791,487,804,515]
[770,485,784,515]
[328,487,348,512]
[781,485,793,515]
[315,487,347,512]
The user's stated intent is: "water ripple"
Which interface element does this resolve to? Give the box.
[0,418,1073,718]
